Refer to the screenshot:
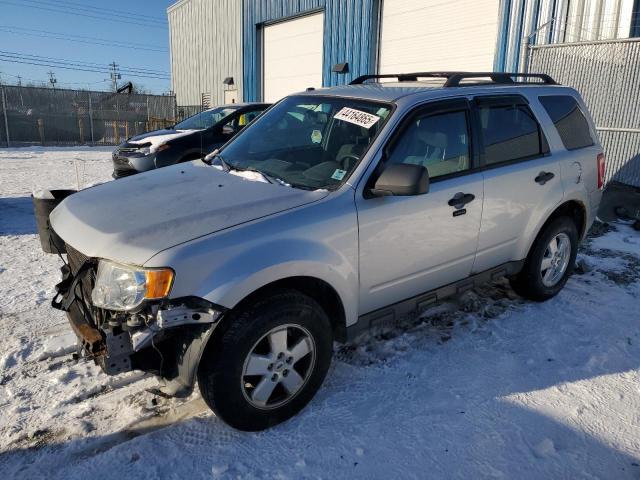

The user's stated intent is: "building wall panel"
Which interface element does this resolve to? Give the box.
[242,0,380,102]
[168,0,243,106]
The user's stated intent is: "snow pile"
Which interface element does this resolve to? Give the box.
[128,129,200,153]
[1,148,639,479]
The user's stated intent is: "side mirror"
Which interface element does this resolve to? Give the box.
[221,125,235,136]
[369,163,429,197]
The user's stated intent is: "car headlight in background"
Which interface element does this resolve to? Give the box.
[91,260,174,311]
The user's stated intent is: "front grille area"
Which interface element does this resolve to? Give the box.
[112,154,137,178]
[65,244,96,306]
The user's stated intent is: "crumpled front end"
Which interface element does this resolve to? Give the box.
[112,144,156,178]
[52,243,225,397]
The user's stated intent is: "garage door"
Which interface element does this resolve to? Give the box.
[379,0,500,73]
[263,13,324,102]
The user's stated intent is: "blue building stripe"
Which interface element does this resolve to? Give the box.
[242,0,379,102]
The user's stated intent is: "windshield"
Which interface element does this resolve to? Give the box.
[218,96,392,189]
[174,107,237,130]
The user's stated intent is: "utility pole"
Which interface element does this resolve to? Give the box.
[109,61,121,92]
[16,75,22,86]
[48,71,57,89]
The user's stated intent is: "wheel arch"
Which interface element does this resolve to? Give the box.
[522,199,587,260]
[222,276,348,343]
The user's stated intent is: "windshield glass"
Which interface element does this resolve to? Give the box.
[175,107,237,130]
[219,96,392,189]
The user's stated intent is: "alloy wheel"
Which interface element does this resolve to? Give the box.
[540,232,571,287]
[241,324,316,409]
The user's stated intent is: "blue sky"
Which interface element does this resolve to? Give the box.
[0,0,175,93]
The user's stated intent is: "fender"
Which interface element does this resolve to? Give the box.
[195,238,358,325]
[152,238,358,398]
[146,190,360,325]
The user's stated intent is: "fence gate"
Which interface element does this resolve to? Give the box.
[529,38,640,188]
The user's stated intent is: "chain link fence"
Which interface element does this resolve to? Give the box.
[529,38,640,188]
[0,85,206,147]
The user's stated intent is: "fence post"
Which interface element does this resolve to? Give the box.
[88,93,95,145]
[1,86,10,147]
[78,117,85,144]
[37,118,45,145]
[113,121,119,144]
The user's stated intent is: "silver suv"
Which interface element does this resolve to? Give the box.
[48,72,604,431]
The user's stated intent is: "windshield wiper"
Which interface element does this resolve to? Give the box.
[202,150,230,171]
[238,166,281,185]
[204,153,291,186]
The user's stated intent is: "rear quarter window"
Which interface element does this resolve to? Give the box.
[477,101,548,166]
[539,95,594,150]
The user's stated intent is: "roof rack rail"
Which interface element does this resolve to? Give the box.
[349,71,558,87]
[443,72,557,87]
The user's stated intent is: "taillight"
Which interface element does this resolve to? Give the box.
[597,153,605,190]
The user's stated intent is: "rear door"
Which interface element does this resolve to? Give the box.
[356,99,484,314]
[473,94,564,272]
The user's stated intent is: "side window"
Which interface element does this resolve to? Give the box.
[236,109,264,129]
[386,110,470,179]
[478,101,548,165]
[539,95,594,150]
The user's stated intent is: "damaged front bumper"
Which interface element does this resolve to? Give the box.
[52,251,225,397]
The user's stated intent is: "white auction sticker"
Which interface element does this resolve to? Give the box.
[334,107,380,129]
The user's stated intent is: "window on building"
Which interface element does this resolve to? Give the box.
[539,95,594,150]
[386,111,470,179]
[478,101,548,165]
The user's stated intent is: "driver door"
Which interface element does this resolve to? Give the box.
[356,99,484,315]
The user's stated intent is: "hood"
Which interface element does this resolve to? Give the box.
[50,161,329,265]
[127,129,200,153]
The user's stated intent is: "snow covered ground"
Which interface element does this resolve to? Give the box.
[0,147,639,479]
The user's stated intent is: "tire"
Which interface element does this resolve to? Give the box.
[197,289,333,431]
[510,217,579,301]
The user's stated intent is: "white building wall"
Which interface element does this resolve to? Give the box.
[378,0,501,73]
[168,0,243,106]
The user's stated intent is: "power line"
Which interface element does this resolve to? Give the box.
[0,25,167,52]
[0,0,167,29]
[0,50,170,77]
[0,56,170,81]
[0,50,169,75]
[11,0,167,25]
[30,0,167,22]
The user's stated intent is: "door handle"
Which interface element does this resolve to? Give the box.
[535,171,555,185]
[448,192,475,209]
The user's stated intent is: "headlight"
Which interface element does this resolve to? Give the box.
[91,260,174,311]
[138,146,152,155]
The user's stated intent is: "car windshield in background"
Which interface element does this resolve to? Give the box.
[218,96,392,189]
[175,107,237,130]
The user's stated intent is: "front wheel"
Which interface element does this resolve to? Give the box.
[197,290,333,431]
[510,217,578,301]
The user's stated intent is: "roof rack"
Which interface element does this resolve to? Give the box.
[349,72,558,87]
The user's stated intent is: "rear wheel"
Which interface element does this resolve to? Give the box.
[510,217,578,301]
[197,290,333,431]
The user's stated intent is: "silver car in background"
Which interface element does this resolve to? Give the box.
[46,72,604,431]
